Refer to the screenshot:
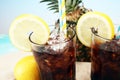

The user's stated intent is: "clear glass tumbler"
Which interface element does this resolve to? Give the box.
[29,27,76,80]
[91,27,120,80]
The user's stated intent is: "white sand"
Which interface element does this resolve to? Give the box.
[0,51,32,80]
[0,51,91,80]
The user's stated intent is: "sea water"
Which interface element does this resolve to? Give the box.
[0,34,18,55]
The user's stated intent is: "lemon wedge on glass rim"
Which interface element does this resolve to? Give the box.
[9,14,50,51]
[76,11,115,47]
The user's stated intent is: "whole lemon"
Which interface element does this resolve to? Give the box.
[14,55,40,80]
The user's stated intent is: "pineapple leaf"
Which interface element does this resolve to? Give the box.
[72,0,82,8]
[40,0,58,13]
[40,0,55,3]
[40,0,82,13]
[40,0,50,3]
[48,5,58,12]
[47,1,58,6]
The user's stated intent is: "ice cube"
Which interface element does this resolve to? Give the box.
[47,30,67,54]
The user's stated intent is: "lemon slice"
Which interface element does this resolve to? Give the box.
[9,14,50,51]
[76,11,115,47]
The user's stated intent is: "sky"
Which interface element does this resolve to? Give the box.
[0,0,120,34]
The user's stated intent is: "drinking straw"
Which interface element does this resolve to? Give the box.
[58,0,66,31]
[116,26,120,39]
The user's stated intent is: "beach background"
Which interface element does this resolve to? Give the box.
[0,0,120,79]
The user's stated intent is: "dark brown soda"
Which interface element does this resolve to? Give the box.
[32,40,75,80]
[91,40,120,80]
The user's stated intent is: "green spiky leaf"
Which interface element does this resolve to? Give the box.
[40,0,82,13]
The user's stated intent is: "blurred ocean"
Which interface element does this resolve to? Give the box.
[0,34,18,55]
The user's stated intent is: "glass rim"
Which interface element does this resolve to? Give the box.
[29,27,76,46]
[91,27,115,41]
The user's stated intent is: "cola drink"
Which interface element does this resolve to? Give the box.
[91,37,120,80]
[29,27,76,80]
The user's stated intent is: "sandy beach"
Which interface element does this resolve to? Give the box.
[0,51,32,80]
[0,51,91,80]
